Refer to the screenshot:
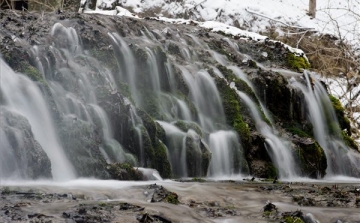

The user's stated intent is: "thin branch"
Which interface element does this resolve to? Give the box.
[245,8,315,30]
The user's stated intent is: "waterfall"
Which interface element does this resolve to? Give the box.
[292,71,360,177]
[157,121,188,177]
[4,16,359,181]
[236,90,298,179]
[0,59,76,181]
[208,131,240,176]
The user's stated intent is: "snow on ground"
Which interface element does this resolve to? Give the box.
[91,0,359,48]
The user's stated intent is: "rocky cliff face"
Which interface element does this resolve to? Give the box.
[0,10,358,180]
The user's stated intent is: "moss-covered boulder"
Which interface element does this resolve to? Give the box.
[107,162,144,180]
[286,53,310,71]
[293,135,327,178]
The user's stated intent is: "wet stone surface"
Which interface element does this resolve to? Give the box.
[1,181,360,223]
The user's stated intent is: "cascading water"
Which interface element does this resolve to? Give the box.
[292,71,360,177]
[0,59,76,180]
[208,131,240,176]
[235,89,298,179]
[4,14,359,182]
[157,121,188,177]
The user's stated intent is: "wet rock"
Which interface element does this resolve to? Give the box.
[148,184,179,205]
[0,109,52,179]
[137,213,172,223]
[263,202,277,212]
[107,162,144,181]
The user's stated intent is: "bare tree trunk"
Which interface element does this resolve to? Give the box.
[309,0,316,18]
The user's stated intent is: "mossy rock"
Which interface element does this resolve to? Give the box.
[19,62,44,82]
[253,70,292,122]
[152,140,172,179]
[215,65,258,102]
[208,39,235,62]
[89,48,119,74]
[294,136,327,178]
[286,53,310,71]
[329,95,351,134]
[214,77,250,144]
[341,131,358,151]
[286,126,311,138]
[107,162,144,181]
[214,77,251,174]
[165,192,179,204]
[174,121,202,137]
[135,108,172,178]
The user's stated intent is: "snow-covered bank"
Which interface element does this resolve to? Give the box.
[85,0,359,48]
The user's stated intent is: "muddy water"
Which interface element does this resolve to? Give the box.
[1,179,360,222]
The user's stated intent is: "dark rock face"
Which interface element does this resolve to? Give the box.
[0,109,52,179]
[293,135,327,178]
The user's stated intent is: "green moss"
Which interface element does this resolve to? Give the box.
[248,60,258,68]
[329,95,351,134]
[165,192,179,204]
[266,163,278,178]
[296,140,327,178]
[283,216,305,223]
[1,187,12,195]
[107,162,144,181]
[341,131,358,151]
[174,121,202,137]
[191,177,206,182]
[98,202,108,207]
[286,126,311,138]
[140,89,161,119]
[286,53,310,71]
[20,62,44,82]
[89,48,118,74]
[214,77,251,171]
[153,140,172,179]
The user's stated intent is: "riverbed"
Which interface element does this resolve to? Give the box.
[1,178,360,223]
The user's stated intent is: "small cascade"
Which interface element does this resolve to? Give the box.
[157,121,188,177]
[0,59,76,180]
[146,47,162,95]
[6,15,359,182]
[236,90,298,179]
[129,106,145,166]
[178,66,226,132]
[292,71,360,177]
[208,130,239,176]
[137,168,163,181]
[108,32,139,103]
[229,66,274,125]
[25,23,137,176]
